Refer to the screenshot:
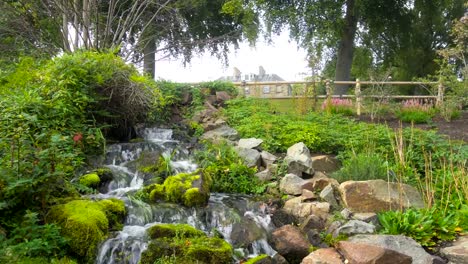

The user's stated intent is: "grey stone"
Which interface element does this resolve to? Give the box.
[348,234,438,264]
[238,138,264,149]
[283,197,330,221]
[340,208,353,220]
[319,184,339,209]
[440,235,468,264]
[256,169,274,182]
[280,174,306,195]
[335,220,376,236]
[200,125,239,141]
[352,213,379,226]
[234,147,261,168]
[285,142,314,177]
[261,151,278,167]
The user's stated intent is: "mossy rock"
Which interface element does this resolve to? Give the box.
[141,224,233,264]
[244,254,269,264]
[147,223,205,239]
[146,171,209,207]
[79,173,100,188]
[97,198,126,230]
[48,199,126,262]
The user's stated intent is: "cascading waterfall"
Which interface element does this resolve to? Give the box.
[95,128,276,264]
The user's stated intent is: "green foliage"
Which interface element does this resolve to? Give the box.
[244,254,268,264]
[47,199,125,262]
[332,152,389,183]
[0,211,68,263]
[146,171,209,207]
[78,173,100,188]
[378,207,462,247]
[147,224,205,240]
[320,232,348,247]
[396,109,434,124]
[195,141,266,195]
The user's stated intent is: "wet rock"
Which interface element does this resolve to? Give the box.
[311,155,341,173]
[234,147,261,168]
[200,125,239,141]
[285,142,314,178]
[270,225,311,264]
[335,220,376,236]
[440,235,468,264]
[337,241,412,264]
[238,138,264,149]
[319,185,339,209]
[301,248,344,264]
[339,180,425,213]
[272,208,299,227]
[280,174,306,195]
[230,217,264,247]
[348,234,438,264]
[261,151,278,167]
[272,253,289,264]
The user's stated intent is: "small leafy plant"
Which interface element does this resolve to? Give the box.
[322,98,354,116]
[332,152,390,183]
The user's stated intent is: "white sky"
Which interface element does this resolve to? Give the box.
[154,31,310,82]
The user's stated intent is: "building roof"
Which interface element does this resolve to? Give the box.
[218,66,286,82]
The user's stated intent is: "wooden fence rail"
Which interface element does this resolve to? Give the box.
[232,79,444,116]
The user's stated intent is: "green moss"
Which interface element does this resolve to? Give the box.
[141,224,233,264]
[12,257,77,264]
[146,171,209,207]
[147,224,205,239]
[183,187,208,207]
[244,254,268,264]
[48,199,126,262]
[185,237,233,264]
[98,198,126,230]
[79,173,100,188]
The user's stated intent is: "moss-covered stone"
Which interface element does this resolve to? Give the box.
[244,254,269,264]
[183,187,209,207]
[146,171,209,207]
[48,199,126,263]
[79,173,100,188]
[97,198,126,230]
[140,224,233,264]
[147,223,205,239]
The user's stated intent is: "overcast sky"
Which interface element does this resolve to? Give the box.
[154,31,310,82]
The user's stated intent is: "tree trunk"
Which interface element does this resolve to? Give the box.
[143,40,156,79]
[334,0,358,95]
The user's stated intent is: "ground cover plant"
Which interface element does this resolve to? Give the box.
[223,97,467,248]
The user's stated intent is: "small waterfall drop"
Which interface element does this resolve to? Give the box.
[95,128,275,264]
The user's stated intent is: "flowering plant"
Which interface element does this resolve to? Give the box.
[322,98,354,116]
[396,99,435,123]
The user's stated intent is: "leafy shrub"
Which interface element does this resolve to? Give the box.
[0,211,68,262]
[332,152,390,183]
[195,141,266,195]
[378,207,461,247]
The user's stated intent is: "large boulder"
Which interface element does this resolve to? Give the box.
[234,147,261,168]
[339,180,425,213]
[440,235,468,264]
[238,138,264,149]
[337,241,412,264]
[280,174,307,195]
[301,248,344,264]
[311,155,341,173]
[285,143,314,177]
[270,225,311,264]
[348,235,438,264]
[200,125,239,141]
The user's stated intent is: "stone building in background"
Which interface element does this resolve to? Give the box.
[218,66,292,97]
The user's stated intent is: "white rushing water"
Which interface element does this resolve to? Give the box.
[95,128,275,264]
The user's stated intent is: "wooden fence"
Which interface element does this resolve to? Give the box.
[232,79,443,116]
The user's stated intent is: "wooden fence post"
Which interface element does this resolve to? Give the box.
[436,81,444,107]
[355,79,362,116]
[325,79,332,100]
